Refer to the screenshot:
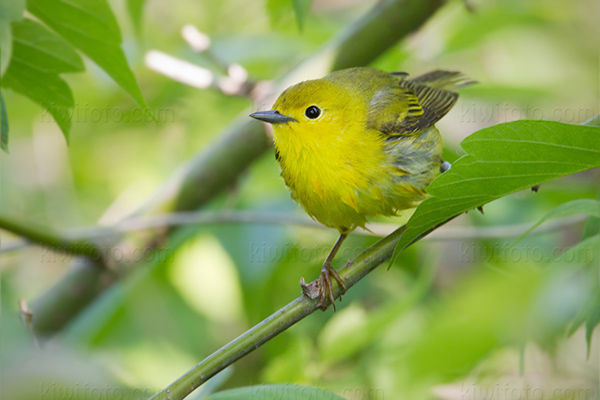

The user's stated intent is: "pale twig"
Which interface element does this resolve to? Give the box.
[19,299,40,350]
[0,213,102,259]
[147,26,253,97]
[57,211,586,241]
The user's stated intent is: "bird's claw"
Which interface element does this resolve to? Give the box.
[316,263,347,311]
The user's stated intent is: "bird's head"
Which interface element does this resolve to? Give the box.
[250,79,359,144]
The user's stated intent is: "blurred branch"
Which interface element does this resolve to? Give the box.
[55,211,587,241]
[29,0,444,335]
[149,225,407,400]
[0,213,102,259]
[32,259,116,335]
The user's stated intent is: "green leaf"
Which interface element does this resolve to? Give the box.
[585,304,600,356]
[0,0,25,74]
[27,0,154,118]
[512,199,600,245]
[1,91,8,152]
[396,120,600,251]
[2,19,85,141]
[266,0,311,31]
[568,269,600,337]
[292,0,312,30]
[204,384,348,400]
[580,191,600,242]
[127,0,146,36]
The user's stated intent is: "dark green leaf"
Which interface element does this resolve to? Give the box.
[127,0,146,36]
[512,199,600,245]
[396,120,600,251]
[27,0,154,117]
[204,384,348,400]
[0,91,8,152]
[2,19,85,141]
[292,0,312,30]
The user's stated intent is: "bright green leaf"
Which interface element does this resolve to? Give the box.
[267,0,289,29]
[127,0,146,36]
[396,120,600,251]
[2,19,85,141]
[27,0,154,118]
[0,0,26,74]
[292,0,312,30]
[0,91,8,152]
[512,199,600,245]
[204,384,348,400]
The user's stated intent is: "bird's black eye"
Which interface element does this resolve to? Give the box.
[305,105,321,119]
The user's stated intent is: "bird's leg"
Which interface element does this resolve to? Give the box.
[316,233,348,310]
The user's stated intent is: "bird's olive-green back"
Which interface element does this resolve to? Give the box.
[324,67,468,135]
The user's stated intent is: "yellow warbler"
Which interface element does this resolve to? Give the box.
[250,67,470,308]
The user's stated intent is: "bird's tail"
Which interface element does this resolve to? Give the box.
[410,70,476,92]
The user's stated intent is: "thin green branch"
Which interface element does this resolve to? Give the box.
[0,213,102,259]
[149,225,407,400]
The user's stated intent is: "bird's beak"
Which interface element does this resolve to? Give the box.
[249,110,296,124]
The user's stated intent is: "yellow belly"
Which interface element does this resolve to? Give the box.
[275,125,443,233]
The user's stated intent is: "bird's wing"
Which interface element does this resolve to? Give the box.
[369,71,472,135]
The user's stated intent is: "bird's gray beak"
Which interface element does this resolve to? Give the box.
[249,110,296,124]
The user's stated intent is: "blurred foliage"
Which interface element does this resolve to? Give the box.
[1,0,599,399]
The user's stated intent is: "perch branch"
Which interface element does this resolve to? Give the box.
[149,225,407,400]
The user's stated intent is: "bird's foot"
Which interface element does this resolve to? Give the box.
[316,262,347,311]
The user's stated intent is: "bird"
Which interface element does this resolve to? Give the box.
[250,67,471,309]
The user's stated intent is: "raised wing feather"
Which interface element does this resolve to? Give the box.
[369,70,472,135]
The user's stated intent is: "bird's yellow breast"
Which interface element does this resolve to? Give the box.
[273,121,442,232]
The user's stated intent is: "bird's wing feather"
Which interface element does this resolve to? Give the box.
[368,71,472,135]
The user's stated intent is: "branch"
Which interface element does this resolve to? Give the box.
[55,211,587,241]
[0,213,102,259]
[149,225,407,400]
[29,0,445,335]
